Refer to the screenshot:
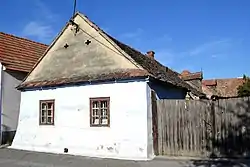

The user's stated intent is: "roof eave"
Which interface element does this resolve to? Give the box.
[4,66,30,73]
[17,75,149,91]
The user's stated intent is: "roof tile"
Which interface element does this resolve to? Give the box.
[202,78,245,97]
[0,32,48,72]
[107,35,205,97]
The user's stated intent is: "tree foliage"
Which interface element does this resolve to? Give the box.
[237,74,250,97]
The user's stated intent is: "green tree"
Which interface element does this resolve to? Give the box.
[237,74,250,97]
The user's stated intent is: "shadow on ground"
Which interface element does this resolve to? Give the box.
[188,159,250,167]
[189,96,250,167]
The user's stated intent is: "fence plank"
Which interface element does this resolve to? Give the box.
[156,97,250,158]
[157,100,163,155]
[163,100,168,154]
[174,100,178,155]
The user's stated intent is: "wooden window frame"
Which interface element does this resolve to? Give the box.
[39,99,55,125]
[90,97,110,127]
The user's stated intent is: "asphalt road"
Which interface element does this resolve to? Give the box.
[0,148,248,167]
[0,148,186,167]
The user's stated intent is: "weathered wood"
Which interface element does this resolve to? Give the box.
[151,90,158,155]
[157,100,163,155]
[163,100,168,154]
[156,97,250,158]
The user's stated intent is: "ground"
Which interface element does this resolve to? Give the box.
[0,148,182,167]
[0,148,249,167]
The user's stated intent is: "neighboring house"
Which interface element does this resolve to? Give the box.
[179,70,203,91]
[179,70,204,99]
[0,32,47,144]
[179,69,245,99]
[10,12,204,160]
[202,78,245,99]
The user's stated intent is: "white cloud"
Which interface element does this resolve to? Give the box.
[189,39,230,56]
[156,34,172,43]
[22,21,53,41]
[211,54,218,58]
[120,28,144,39]
[21,0,59,42]
[154,49,175,66]
[34,0,58,21]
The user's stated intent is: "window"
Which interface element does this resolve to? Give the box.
[39,100,55,125]
[90,97,110,127]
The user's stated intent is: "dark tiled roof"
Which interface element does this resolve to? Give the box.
[107,35,205,97]
[202,78,245,98]
[0,32,48,72]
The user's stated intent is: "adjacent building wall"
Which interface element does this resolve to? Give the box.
[10,80,154,160]
[1,69,27,144]
[149,82,186,100]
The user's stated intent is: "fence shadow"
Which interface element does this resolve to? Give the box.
[191,96,250,167]
[189,159,250,167]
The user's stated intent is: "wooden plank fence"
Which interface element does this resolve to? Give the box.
[156,97,250,158]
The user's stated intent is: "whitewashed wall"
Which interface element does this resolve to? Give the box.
[10,81,154,160]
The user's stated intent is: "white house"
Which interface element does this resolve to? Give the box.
[10,12,204,160]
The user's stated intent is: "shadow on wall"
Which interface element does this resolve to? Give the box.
[1,124,16,145]
[189,97,250,167]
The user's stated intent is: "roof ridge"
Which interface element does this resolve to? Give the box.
[77,12,144,69]
[204,77,244,81]
[100,29,182,76]
[106,34,180,75]
[0,32,48,47]
[105,33,204,97]
[78,14,204,96]
[76,11,180,75]
[76,12,145,58]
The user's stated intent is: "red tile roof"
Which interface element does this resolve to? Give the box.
[202,78,245,98]
[179,70,203,81]
[0,32,48,72]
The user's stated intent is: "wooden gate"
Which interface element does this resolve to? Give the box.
[155,97,250,158]
[156,100,211,157]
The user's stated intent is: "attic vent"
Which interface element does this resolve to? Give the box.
[64,43,69,49]
[85,40,91,45]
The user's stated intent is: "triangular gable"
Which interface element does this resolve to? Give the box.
[18,12,205,98]
[77,13,143,69]
[20,12,147,88]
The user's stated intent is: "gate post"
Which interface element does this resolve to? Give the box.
[151,90,159,155]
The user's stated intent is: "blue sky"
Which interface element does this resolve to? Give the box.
[1,0,250,79]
